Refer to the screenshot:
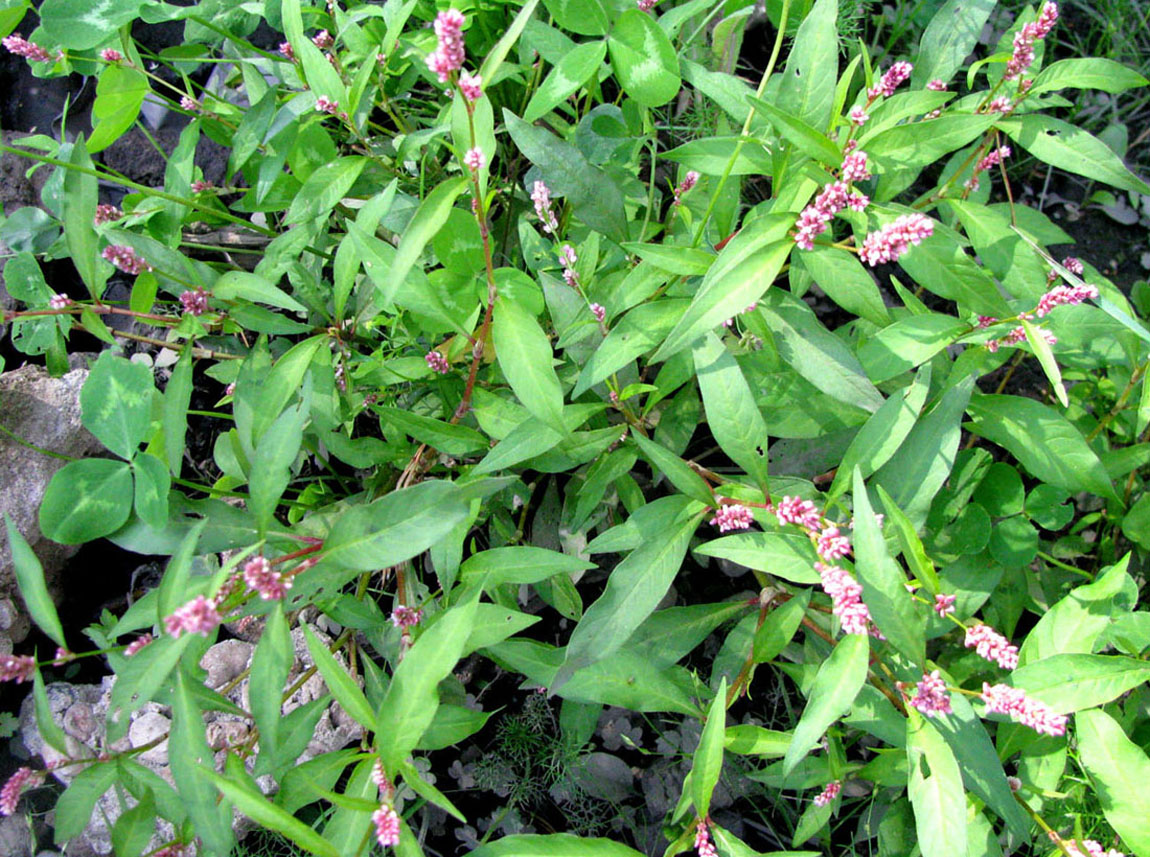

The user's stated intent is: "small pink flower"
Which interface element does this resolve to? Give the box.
[977,315,997,329]
[0,655,35,684]
[279,41,295,59]
[224,382,236,397]
[985,96,1013,114]
[426,9,466,83]
[848,105,869,125]
[673,171,700,205]
[373,804,401,848]
[425,350,450,374]
[1069,840,1124,857]
[390,605,423,629]
[180,96,200,113]
[244,556,291,601]
[813,780,841,807]
[980,682,1067,736]
[590,302,606,323]
[458,70,482,102]
[560,244,579,287]
[124,633,153,656]
[775,495,822,531]
[910,670,952,716]
[164,595,221,638]
[531,181,559,234]
[964,624,1019,669]
[49,294,71,310]
[712,502,754,533]
[0,767,44,816]
[816,526,851,560]
[101,48,123,62]
[637,0,659,11]
[858,214,934,267]
[312,30,334,49]
[1061,256,1084,275]
[102,244,151,275]
[926,78,948,91]
[94,203,122,225]
[190,180,214,193]
[372,759,391,792]
[933,593,956,617]
[316,95,339,114]
[179,288,210,316]
[53,647,75,665]
[868,61,913,99]
[1035,283,1098,317]
[694,819,718,857]
[2,34,56,63]
[840,150,871,183]
[817,562,872,635]
[464,146,485,172]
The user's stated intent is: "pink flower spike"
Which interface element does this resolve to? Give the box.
[986,96,1013,114]
[531,181,559,234]
[180,96,200,113]
[1062,256,1084,275]
[425,350,450,375]
[910,670,952,716]
[840,150,871,183]
[775,495,823,531]
[124,633,153,656]
[279,41,295,60]
[372,759,391,792]
[1,767,44,816]
[244,555,292,601]
[926,78,948,91]
[933,593,956,617]
[868,60,913,99]
[694,819,718,857]
[390,605,423,629]
[48,294,71,310]
[977,315,997,329]
[0,655,35,684]
[312,30,334,49]
[179,288,210,316]
[1035,283,1098,317]
[163,594,221,639]
[712,502,754,533]
[980,682,1067,736]
[673,170,700,205]
[458,70,482,102]
[94,203,122,225]
[464,146,485,172]
[101,48,123,62]
[373,804,401,848]
[2,34,56,63]
[101,244,151,275]
[315,95,339,114]
[858,214,934,267]
[426,9,466,83]
[816,526,852,560]
[637,0,658,11]
[816,562,872,635]
[590,302,607,323]
[813,780,841,807]
[964,623,1019,669]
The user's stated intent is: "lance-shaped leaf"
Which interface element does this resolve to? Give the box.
[692,678,727,818]
[493,295,567,434]
[906,709,967,857]
[6,515,66,647]
[377,177,468,306]
[1011,654,1150,714]
[1076,708,1150,857]
[783,633,868,775]
[469,834,646,857]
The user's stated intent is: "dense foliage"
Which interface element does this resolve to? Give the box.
[2,0,1150,855]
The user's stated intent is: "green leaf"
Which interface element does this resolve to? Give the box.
[913,0,997,88]
[999,114,1150,195]
[1011,654,1150,714]
[662,138,774,177]
[323,481,470,572]
[88,65,150,153]
[34,667,70,754]
[541,0,608,36]
[557,497,702,686]
[897,231,1012,317]
[400,758,466,822]
[248,397,307,534]
[53,762,119,843]
[632,432,714,506]
[965,394,1117,501]
[493,296,566,434]
[480,0,541,82]
[876,484,940,594]
[754,590,810,663]
[748,96,841,165]
[1076,708,1150,857]
[906,710,967,857]
[868,114,996,178]
[693,333,771,491]
[81,350,154,460]
[775,0,838,132]
[469,834,645,857]
[112,789,155,857]
[783,633,868,775]
[213,270,307,314]
[162,347,193,477]
[1020,317,1068,407]
[376,596,479,771]
[653,215,793,362]
[417,704,493,751]
[301,624,376,731]
[852,467,924,665]
[207,755,340,857]
[573,299,688,396]
[131,453,170,531]
[40,0,143,48]
[458,546,593,588]
[286,157,367,224]
[694,531,820,584]
[374,406,488,455]
[5,514,66,647]
[1030,58,1149,96]
[858,314,967,383]
[377,177,468,307]
[525,40,606,122]
[692,677,727,818]
[504,111,627,242]
[724,725,793,757]
[828,363,931,500]
[250,604,292,773]
[799,247,890,327]
[39,458,133,544]
[607,9,681,108]
[170,672,234,856]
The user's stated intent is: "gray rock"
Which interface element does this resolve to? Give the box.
[0,361,103,650]
[0,814,35,857]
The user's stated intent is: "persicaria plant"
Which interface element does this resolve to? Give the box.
[2,0,1150,855]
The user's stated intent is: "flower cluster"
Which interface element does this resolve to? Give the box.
[100,48,123,63]
[816,526,851,561]
[840,151,871,184]
[373,804,401,848]
[985,95,1014,114]
[637,0,659,11]
[49,294,71,310]
[848,105,869,126]
[560,244,579,288]
[909,670,952,716]
[776,495,823,530]
[531,181,560,234]
[590,302,606,324]
[312,30,334,49]
[426,9,466,83]
[793,176,870,251]
[966,145,1012,191]
[817,562,873,635]
[315,95,339,114]
[858,214,934,267]
[459,70,482,102]
[964,623,1019,669]
[102,245,151,275]
[711,502,754,533]
[425,350,449,374]
[1061,256,1084,275]
[933,593,956,617]
[2,34,57,63]
[1035,283,1099,317]
[926,78,948,91]
[980,683,1068,736]
[278,41,295,60]
[390,605,423,629]
[124,633,153,656]
[179,288,210,316]
[1005,2,1059,80]
[244,556,291,601]
[0,654,35,684]
[164,594,221,638]
[813,780,841,807]
[694,819,717,857]
[464,146,485,172]
[1067,840,1125,857]
[0,767,44,816]
[868,61,913,99]
[94,204,123,226]
[987,323,1057,353]
[673,171,699,205]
